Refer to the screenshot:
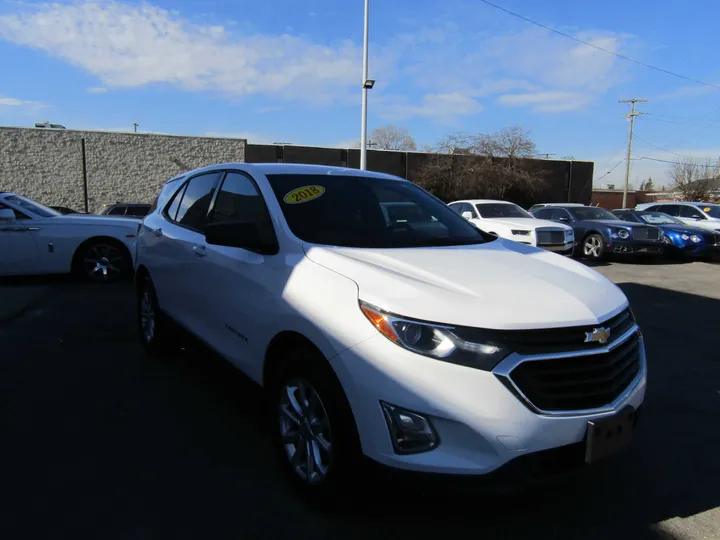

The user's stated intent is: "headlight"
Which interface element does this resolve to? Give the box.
[663,235,673,245]
[681,234,690,241]
[565,229,574,237]
[617,229,630,239]
[360,302,509,371]
[690,234,701,243]
[511,230,530,236]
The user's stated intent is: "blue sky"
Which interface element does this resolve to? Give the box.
[2,0,720,186]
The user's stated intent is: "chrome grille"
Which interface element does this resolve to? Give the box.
[507,333,641,412]
[536,230,566,245]
[632,227,660,241]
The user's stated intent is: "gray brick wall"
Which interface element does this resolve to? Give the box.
[0,127,246,213]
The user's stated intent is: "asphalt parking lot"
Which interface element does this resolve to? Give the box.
[1,260,718,540]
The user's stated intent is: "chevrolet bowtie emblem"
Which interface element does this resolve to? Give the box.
[585,327,611,344]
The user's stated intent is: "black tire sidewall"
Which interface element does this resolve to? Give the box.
[79,241,130,283]
[137,277,166,355]
[269,351,362,503]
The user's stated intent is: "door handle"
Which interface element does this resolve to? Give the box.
[192,245,207,257]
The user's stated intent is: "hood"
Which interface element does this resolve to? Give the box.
[659,224,710,235]
[53,214,141,227]
[583,219,642,228]
[482,217,569,230]
[304,240,627,330]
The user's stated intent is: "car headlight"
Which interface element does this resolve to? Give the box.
[565,229,574,237]
[663,235,674,245]
[617,229,630,239]
[511,230,530,236]
[360,302,509,371]
[690,234,701,243]
[681,234,690,241]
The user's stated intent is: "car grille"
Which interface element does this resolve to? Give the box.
[455,308,635,355]
[632,227,660,241]
[536,230,566,245]
[507,332,641,412]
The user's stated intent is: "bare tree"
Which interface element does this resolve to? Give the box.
[415,125,544,202]
[369,125,417,151]
[668,158,719,201]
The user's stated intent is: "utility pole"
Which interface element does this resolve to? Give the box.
[132,123,139,133]
[619,98,647,208]
[359,0,371,170]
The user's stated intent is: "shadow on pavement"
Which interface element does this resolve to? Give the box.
[0,281,717,539]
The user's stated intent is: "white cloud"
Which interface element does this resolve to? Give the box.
[377,93,483,123]
[0,1,361,104]
[657,84,718,101]
[0,96,46,108]
[497,91,592,112]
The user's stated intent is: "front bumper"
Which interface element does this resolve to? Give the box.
[335,327,647,477]
[610,240,664,255]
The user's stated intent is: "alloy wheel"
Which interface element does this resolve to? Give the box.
[83,244,125,281]
[278,378,333,485]
[584,236,602,258]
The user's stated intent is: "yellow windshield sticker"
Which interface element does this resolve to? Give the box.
[283,185,325,204]
[704,207,711,212]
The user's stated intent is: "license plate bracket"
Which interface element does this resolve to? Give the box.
[585,406,636,464]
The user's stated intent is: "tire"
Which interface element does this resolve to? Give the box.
[582,234,606,261]
[269,348,363,503]
[137,277,172,356]
[75,240,131,283]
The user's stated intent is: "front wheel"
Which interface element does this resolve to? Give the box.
[583,234,606,260]
[77,241,130,283]
[270,350,363,502]
[137,277,172,356]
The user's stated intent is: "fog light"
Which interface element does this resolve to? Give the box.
[380,402,439,454]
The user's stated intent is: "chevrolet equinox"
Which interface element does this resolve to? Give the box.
[134,163,646,497]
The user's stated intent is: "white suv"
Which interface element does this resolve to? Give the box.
[134,163,646,496]
[635,202,720,232]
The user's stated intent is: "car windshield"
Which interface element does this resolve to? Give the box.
[4,195,60,218]
[637,212,684,225]
[266,174,488,248]
[698,204,720,218]
[475,203,532,219]
[568,207,618,221]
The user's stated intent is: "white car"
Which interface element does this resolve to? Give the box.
[449,199,575,254]
[0,192,140,281]
[135,163,646,496]
[635,202,720,232]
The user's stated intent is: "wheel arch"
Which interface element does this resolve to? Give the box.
[71,235,133,274]
[263,331,333,389]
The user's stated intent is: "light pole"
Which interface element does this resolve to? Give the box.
[619,98,647,208]
[359,0,373,170]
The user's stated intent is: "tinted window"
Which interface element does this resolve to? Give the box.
[175,172,221,231]
[108,206,126,215]
[449,203,463,215]
[700,205,720,218]
[266,174,487,248]
[166,183,186,221]
[475,203,531,219]
[568,207,619,221]
[0,202,30,220]
[550,209,572,221]
[4,195,59,218]
[208,172,276,245]
[679,205,705,219]
[532,208,552,219]
[613,212,640,223]
[126,206,150,217]
[658,205,681,216]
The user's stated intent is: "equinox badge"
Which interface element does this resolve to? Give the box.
[585,327,611,344]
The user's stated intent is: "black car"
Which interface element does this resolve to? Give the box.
[98,203,152,217]
[531,205,664,260]
[613,209,720,259]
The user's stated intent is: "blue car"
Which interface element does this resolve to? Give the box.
[613,209,720,259]
[531,205,665,261]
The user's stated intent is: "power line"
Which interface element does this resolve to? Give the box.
[478,0,720,91]
[632,134,687,159]
[595,160,625,182]
[635,156,718,167]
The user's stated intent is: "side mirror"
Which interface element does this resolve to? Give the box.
[0,208,16,223]
[461,211,473,220]
[205,221,277,254]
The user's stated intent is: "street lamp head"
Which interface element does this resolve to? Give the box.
[363,79,375,89]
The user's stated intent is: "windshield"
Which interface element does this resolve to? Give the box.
[4,195,60,218]
[699,204,720,218]
[266,174,488,248]
[475,203,532,219]
[637,212,684,225]
[568,207,618,221]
